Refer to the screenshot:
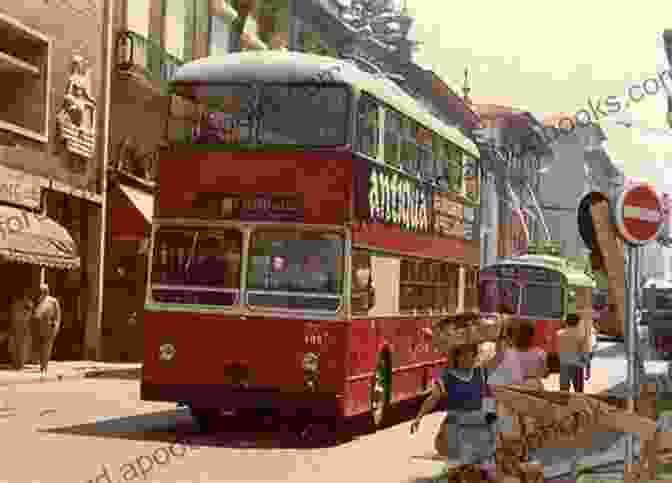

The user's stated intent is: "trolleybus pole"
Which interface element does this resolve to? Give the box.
[625,245,637,481]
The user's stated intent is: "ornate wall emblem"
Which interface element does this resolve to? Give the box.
[56,55,97,160]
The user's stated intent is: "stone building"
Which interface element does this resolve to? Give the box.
[0,2,106,362]
[471,104,550,264]
[537,114,618,260]
[102,0,274,361]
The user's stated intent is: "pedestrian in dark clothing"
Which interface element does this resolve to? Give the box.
[10,291,34,370]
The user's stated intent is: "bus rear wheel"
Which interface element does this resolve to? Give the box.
[369,354,391,429]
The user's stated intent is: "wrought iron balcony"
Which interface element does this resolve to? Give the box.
[116,30,183,92]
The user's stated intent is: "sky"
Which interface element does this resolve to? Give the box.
[406,0,672,196]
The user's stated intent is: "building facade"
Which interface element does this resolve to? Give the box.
[0,2,105,361]
[103,0,279,361]
[472,104,550,265]
[538,115,621,261]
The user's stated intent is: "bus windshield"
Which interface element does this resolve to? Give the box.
[519,281,563,319]
[246,229,344,312]
[150,227,242,306]
[479,276,521,314]
[167,83,350,147]
[479,264,564,319]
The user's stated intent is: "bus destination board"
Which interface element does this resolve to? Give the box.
[185,192,305,221]
[482,265,563,285]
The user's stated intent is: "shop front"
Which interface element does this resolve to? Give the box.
[0,165,80,365]
[103,179,153,362]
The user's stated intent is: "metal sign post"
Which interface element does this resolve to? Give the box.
[624,246,637,480]
[612,183,664,482]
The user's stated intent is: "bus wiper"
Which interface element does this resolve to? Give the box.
[184,232,199,275]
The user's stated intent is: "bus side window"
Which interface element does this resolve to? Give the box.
[356,94,379,159]
[464,268,478,312]
[430,262,442,313]
[383,107,402,168]
[352,249,375,315]
[400,258,440,314]
[436,263,459,314]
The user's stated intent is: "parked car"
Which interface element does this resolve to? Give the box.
[642,278,672,360]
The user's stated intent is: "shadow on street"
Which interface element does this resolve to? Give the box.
[38,398,422,451]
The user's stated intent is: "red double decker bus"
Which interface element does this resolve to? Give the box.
[141,51,481,439]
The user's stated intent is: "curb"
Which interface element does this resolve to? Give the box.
[84,368,141,379]
[0,365,142,386]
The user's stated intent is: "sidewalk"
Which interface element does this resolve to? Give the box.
[0,361,141,385]
[541,369,613,394]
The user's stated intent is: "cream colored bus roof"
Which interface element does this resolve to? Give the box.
[172,51,480,158]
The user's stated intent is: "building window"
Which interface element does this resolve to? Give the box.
[164,0,195,61]
[127,0,151,37]
[356,94,379,159]
[0,13,50,143]
[209,14,231,55]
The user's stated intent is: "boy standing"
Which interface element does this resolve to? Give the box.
[557,314,591,392]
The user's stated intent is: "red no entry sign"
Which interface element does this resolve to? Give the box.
[614,183,664,245]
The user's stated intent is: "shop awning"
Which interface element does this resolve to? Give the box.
[110,184,154,240]
[120,184,153,224]
[0,205,80,270]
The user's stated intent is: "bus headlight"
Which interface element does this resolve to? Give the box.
[303,352,319,390]
[159,343,176,361]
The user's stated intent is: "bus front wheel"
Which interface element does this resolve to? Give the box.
[369,353,391,429]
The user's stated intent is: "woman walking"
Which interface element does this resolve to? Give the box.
[484,305,547,389]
